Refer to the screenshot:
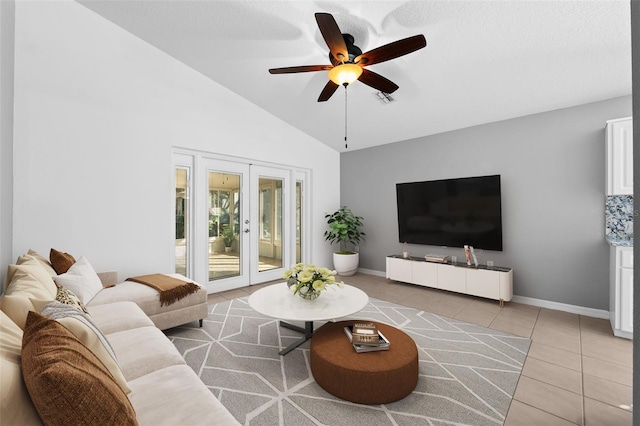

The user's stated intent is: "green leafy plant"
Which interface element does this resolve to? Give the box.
[221,224,235,247]
[324,206,365,254]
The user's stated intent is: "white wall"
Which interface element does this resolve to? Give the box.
[0,0,15,283]
[11,0,340,279]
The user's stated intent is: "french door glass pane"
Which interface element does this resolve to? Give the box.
[258,177,283,272]
[208,172,240,280]
[175,168,188,275]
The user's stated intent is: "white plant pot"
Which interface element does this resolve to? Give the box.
[332,252,359,276]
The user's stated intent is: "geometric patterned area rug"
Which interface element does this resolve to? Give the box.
[165,296,531,425]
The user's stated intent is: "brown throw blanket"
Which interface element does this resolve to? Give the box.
[126,274,200,307]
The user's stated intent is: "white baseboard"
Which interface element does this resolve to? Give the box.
[359,268,610,319]
[511,295,609,319]
[357,268,385,277]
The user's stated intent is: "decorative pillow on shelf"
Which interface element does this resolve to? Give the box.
[53,256,103,305]
[54,284,89,314]
[34,300,131,396]
[49,248,76,275]
[0,311,42,425]
[21,311,138,425]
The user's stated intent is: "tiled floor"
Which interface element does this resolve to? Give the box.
[207,272,633,425]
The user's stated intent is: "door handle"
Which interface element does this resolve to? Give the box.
[244,228,250,233]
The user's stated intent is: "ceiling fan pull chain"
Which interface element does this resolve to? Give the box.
[344,84,348,149]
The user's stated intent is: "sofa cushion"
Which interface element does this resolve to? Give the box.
[38,300,131,396]
[1,261,57,329]
[49,248,76,274]
[3,257,57,297]
[53,256,103,305]
[106,326,186,381]
[55,284,88,313]
[21,311,137,425]
[128,365,240,426]
[24,250,57,277]
[0,311,42,425]
[86,301,154,335]
[88,275,206,318]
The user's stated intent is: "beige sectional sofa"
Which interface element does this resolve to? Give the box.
[0,251,239,425]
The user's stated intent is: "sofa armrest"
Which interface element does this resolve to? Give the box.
[97,271,118,288]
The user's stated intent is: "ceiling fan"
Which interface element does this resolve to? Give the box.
[269,12,427,102]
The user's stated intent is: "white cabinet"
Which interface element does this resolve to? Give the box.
[610,246,633,339]
[437,264,467,293]
[386,255,513,304]
[606,117,633,195]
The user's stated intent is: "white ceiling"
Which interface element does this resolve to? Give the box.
[78,0,632,153]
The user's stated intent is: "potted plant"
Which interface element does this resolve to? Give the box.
[324,206,365,276]
[221,225,235,253]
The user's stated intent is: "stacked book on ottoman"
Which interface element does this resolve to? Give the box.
[343,322,390,353]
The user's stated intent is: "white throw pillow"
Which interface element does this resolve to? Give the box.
[53,256,103,305]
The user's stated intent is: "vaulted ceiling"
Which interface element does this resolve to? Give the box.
[79,1,632,152]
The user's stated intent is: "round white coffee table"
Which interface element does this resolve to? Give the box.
[248,282,369,355]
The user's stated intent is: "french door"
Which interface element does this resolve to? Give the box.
[173,153,306,293]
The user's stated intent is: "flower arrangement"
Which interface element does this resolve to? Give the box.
[283,263,344,299]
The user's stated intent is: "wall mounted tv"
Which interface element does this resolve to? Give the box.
[396,175,503,251]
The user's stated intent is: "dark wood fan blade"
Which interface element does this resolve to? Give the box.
[315,13,348,62]
[358,69,399,93]
[355,34,426,66]
[269,65,332,74]
[318,80,340,102]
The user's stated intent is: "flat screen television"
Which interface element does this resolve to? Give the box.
[396,175,503,251]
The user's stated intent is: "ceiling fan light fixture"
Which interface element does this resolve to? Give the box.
[328,63,363,86]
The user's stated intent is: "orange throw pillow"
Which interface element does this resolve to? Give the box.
[49,249,76,274]
[21,311,137,425]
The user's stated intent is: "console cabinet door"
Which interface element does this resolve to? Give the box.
[437,264,466,293]
[466,269,500,300]
[386,257,413,283]
[413,261,438,287]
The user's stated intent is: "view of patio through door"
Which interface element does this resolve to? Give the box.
[173,153,308,293]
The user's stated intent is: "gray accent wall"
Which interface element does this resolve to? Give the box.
[341,96,631,310]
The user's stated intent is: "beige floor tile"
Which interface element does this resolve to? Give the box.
[531,325,581,354]
[581,330,633,351]
[583,374,632,412]
[521,357,582,394]
[526,341,582,372]
[583,397,632,426]
[488,320,534,338]
[206,293,228,304]
[454,308,499,327]
[579,315,614,335]
[505,400,579,426]
[454,299,502,327]
[513,376,582,425]
[581,332,632,368]
[582,356,632,387]
[492,306,539,327]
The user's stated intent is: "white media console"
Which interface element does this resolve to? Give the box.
[386,255,513,305]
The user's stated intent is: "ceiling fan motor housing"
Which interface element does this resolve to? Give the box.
[329,33,362,65]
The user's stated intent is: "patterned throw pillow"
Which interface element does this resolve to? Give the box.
[38,300,131,396]
[21,311,138,425]
[55,285,89,314]
[49,248,76,274]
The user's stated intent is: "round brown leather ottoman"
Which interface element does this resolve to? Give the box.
[310,320,418,405]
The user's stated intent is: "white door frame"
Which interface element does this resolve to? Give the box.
[171,150,311,293]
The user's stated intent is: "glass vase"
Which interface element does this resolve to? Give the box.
[298,286,321,300]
